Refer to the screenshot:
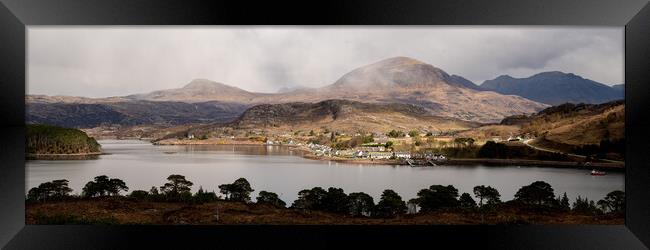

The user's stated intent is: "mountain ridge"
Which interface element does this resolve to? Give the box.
[481,71,623,105]
[27,56,550,125]
[126,78,262,103]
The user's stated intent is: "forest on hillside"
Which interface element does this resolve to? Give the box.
[26,124,101,155]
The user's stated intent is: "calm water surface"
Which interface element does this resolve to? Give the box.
[26,140,624,204]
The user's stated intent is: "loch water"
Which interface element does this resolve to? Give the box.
[26,140,625,204]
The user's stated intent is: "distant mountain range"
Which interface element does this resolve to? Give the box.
[611,84,625,97]
[480,72,623,106]
[120,57,546,123]
[27,56,623,129]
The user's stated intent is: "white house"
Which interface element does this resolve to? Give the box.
[394,151,412,159]
[336,149,355,158]
[368,151,392,159]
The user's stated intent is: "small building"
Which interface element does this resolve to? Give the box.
[432,154,447,161]
[335,149,356,158]
[356,146,385,152]
[394,151,412,159]
[368,151,393,159]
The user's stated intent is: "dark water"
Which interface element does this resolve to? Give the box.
[26,140,624,204]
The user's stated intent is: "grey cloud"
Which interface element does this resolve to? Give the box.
[28,26,623,97]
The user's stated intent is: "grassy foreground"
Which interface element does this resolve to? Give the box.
[26,197,622,225]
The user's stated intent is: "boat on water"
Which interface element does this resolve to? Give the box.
[590,169,607,176]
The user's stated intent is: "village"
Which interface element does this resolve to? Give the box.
[247,127,539,165]
[301,141,447,162]
[258,129,487,164]
[160,125,539,160]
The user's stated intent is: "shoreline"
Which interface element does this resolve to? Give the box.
[288,145,625,171]
[119,139,626,171]
[152,138,265,146]
[27,152,104,160]
[301,154,624,171]
[441,158,624,171]
[291,145,624,171]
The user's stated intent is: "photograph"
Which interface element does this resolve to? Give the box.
[24,26,626,225]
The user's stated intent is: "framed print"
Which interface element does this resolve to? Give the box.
[1,0,649,249]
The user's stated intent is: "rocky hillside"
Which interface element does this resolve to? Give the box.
[27,99,249,128]
[481,72,623,105]
[458,100,624,160]
[184,99,479,137]
[500,100,625,146]
[448,75,483,90]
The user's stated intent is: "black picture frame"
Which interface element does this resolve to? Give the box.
[1,0,649,249]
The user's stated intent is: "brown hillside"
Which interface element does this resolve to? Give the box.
[228,99,479,134]
[521,101,624,145]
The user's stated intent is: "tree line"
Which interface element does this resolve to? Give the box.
[26,124,101,155]
[25,124,101,154]
[573,138,625,160]
[477,141,570,161]
[27,176,625,218]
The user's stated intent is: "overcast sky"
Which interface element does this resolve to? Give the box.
[28,26,623,97]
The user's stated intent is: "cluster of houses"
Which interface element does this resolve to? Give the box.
[307,143,334,155]
[306,142,449,161]
[348,148,449,161]
[265,139,282,145]
[488,134,534,143]
[348,149,412,160]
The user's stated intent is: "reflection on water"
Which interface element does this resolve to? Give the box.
[26,140,624,204]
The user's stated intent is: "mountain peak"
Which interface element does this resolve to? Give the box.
[373,56,426,66]
[494,75,515,80]
[330,56,453,90]
[127,78,254,103]
[183,79,227,89]
[533,71,578,78]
